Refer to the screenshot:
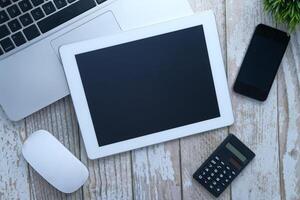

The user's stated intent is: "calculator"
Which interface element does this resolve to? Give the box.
[193,134,255,197]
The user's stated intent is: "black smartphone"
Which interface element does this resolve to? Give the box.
[233,24,290,101]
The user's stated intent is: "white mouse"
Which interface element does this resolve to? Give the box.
[22,130,89,193]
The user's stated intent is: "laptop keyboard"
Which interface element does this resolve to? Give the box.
[0,0,106,56]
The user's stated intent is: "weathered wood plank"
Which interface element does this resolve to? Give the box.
[81,150,133,200]
[0,107,30,200]
[25,97,83,200]
[180,1,230,199]
[278,27,300,200]
[131,140,181,200]
[226,0,281,199]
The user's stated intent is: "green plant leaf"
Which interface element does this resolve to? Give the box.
[264,0,300,32]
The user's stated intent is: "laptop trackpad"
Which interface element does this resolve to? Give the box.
[51,11,121,56]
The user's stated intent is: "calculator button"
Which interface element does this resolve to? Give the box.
[211,173,214,177]
[217,165,222,169]
[225,179,229,183]
[220,174,223,178]
[198,175,203,179]
[214,169,218,173]
[207,177,211,180]
[228,175,232,179]
[211,160,216,164]
[215,156,220,161]
[216,188,221,192]
[202,171,206,175]
[232,171,236,175]
[216,178,220,181]
[226,166,230,170]
[212,181,216,185]
[208,164,213,168]
[221,161,225,165]
[205,168,209,172]
[223,170,226,174]
[209,185,213,189]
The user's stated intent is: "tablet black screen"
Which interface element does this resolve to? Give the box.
[75,25,220,147]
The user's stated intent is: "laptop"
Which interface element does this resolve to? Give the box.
[0,0,192,121]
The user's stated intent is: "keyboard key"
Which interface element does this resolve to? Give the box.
[18,0,32,12]
[0,10,9,24]
[7,4,21,18]
[0,37,15,52]
[96,0,106,4]
[38,0,96,33]
[31,7,44,20]
[42,1,56,15]
[19,13,33,26]
[0,0,12,8]
[53,0,66,9]
[23,24,40,40]
[0,25,10,39]
[11,31,26,46]
[30,0,43,6]
[8,19,22,32]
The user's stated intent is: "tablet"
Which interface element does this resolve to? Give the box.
[60,10,234,159]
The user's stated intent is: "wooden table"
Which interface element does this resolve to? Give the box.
[1,0,299,199]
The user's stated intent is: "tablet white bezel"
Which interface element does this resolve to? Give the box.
[60,10,234,159]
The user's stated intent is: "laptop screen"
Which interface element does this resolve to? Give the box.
[75,25,220,147]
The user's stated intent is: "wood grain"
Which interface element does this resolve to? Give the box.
[180,0,230,200]
[0,107,30,200]
[81,149,133,200]
[226,0,281,200]
[131,140,181,200]
[278,27,300,200]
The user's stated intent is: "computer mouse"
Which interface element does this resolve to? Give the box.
[22,130,89,193]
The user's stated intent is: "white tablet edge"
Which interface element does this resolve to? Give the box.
[60,10,234,159]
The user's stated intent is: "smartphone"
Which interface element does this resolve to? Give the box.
[233,24,290,101]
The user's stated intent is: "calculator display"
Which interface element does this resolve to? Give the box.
[226,143,247,162]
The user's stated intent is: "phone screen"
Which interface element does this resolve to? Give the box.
[234,24,290,101]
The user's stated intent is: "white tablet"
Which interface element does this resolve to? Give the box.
[60,10,234,159]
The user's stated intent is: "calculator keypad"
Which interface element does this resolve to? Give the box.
[194,155,238,197]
